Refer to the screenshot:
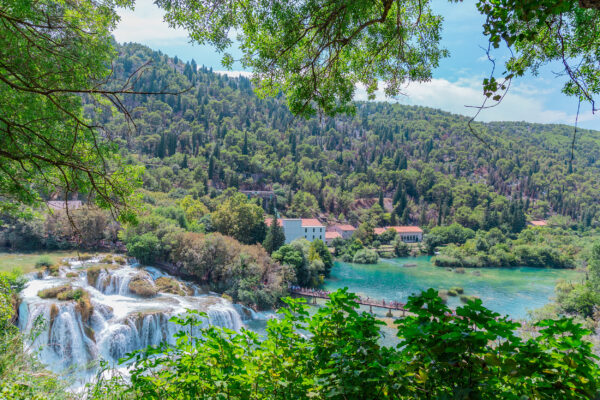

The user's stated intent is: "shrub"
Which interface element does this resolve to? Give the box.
[352,249,379,264]
[35,256,54,269]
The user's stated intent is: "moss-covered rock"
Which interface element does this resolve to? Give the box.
[38,284,72,299]
[66,272,78,278]
[128,272,157,297]
[449,286,464,294]
[155,276,192,296]
[459,295,480,304]
[86,264,118,287]
[113,256,126,265]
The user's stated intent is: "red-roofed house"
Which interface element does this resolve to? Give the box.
[332,224,356,239]
[325,231,342,244]
[528,220,548,227]
[374,226,423,243]
[265,218,325,243]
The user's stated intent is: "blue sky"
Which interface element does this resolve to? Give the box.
[113,0,598,130]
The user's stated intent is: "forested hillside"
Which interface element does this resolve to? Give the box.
[93,42,600,229]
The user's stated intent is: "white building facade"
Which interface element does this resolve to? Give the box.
[266,218,325,243]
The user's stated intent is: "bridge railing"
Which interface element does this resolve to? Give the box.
[289,287,407,310]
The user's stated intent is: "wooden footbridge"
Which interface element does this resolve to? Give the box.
[289,287,410,316]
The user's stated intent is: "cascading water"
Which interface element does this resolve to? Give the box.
[17,256,248,381]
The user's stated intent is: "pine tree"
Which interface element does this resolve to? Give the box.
[263,218,285,254]
[242,131,249,155]
[208,156,215,180]
[181,154,188,169]
[401,208,410,224]
[399,155,407,170]
[378,190,384,209]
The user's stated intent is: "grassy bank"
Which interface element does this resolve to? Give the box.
[0,251,78,273]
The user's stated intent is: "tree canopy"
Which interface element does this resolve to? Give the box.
[0,0,145,221]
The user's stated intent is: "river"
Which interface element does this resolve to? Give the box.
[324,256,583,320]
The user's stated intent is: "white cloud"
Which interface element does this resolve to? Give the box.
[355,78,597,126]
[114,0,187,44]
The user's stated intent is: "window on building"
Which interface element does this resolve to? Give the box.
[305,228,307,233]
[313,228,315,232]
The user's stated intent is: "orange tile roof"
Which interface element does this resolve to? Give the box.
[335,224,356,231]
[325,231,342,240]
[374,226,423,235]
[301,218,324,227]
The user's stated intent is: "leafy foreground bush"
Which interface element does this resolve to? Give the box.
[89,289,600,400]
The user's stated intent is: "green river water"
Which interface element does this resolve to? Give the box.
[324,256,583,320]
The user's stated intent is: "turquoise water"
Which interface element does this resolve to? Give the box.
[324,256,583,320]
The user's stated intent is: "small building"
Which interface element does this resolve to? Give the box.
[265,218,325,243]
[528,220,548,227]
[332,224,356,240]
[325,231,342,245]
[374,226,423,243]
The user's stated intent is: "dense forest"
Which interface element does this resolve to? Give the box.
[90,42,600,230]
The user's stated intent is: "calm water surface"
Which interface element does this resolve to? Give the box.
[324,256,583,320]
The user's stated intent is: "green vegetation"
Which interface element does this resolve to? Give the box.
[432,226,591,269]
[0,0,142,220]
[35,256,54,269]
[1,206,119,251]
[262,218,285,254]
[75,43,600,234]
[554,242,600,318]
[272,239,331,287]
[352,249,379,264]
[89,289,600,399]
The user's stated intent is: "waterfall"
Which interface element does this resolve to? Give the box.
[17,257,254,380]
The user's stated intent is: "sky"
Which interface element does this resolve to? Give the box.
[113,0,599,130]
